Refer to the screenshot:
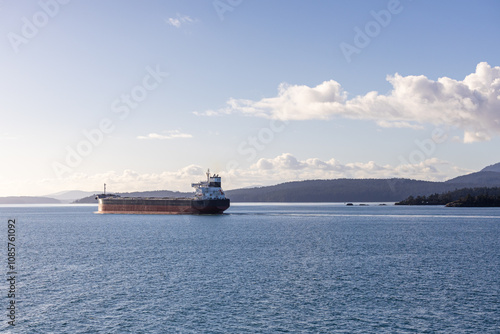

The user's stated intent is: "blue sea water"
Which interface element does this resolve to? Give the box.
[0,203,499,333]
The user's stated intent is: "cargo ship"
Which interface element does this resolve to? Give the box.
[95,170,230,214]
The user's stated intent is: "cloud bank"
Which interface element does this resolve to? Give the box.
[202,62,500,142]
[224,153,467,188]
[24,153,469,196]
[35,165,206,195]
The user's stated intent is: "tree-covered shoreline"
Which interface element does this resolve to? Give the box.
[396,187,500,207]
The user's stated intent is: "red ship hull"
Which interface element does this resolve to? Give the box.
[97,197,230,214]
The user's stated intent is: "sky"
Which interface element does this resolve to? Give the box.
[1,0,499,196]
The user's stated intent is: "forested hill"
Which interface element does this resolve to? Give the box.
[225,178,478,202]
[225,165,500,202]
[396,187,500,205]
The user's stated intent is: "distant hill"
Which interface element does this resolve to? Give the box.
[0,196,61,204]
[226,166,500,202]
[481,162,500,173]
[45,190,98,203]
[445,171,500,187]
[225,178,489,202]
[226,163,500,202]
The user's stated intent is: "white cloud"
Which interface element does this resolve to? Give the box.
[165,14,196,28]
[137,130,192,140]
[201,62,500,142]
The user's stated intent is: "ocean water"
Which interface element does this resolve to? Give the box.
[0,203,499,333]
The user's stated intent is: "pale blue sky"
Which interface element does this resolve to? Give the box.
[1,0,499,196]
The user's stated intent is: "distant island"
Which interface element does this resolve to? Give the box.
[396,187,500,207]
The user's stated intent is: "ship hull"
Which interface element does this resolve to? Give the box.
[97,197,230,214]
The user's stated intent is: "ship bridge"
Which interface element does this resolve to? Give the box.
[191,170,226,200]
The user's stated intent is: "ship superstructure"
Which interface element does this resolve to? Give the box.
[192,170,227,200]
